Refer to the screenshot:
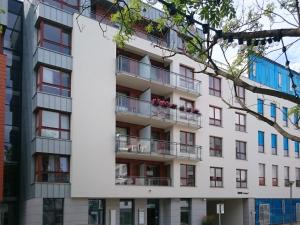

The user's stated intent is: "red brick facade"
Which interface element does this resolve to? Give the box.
[0,53,6,201]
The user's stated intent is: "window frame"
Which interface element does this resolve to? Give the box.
[209,76,221,97]
[88,199,105,225]
[38,21,71,55]
[271,134,277,155]
[284,166,290,187]
[235,112,246,132]
[257,99,264,115]
[259,163,266,186]
[209,136,222,157]
[282,107,288,127]
[43,198,64,225]
[283,136,289,157]
[180,131,195,154]
[35,153,70,183]
[236,169,247,188]
[235,86,245,103]
[120,199,134,225]
[210,167,223,188]
[36,110,70,140]
[258,131,265,153]
[272,165,278,187]
[270,103,277,121]
[209,105,222,126]
[236,140,247,160]
[180,164,195,187]
[37,66,71,97]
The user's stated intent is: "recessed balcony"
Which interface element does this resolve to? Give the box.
[115,135,201,161]
[116,95,202,129]
[115,176,171,186]
[116,55,201,96]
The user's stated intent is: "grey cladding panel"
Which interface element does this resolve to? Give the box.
[34,183,70,198]
[32,137,71,155]
[33,92,72,113]
[34,2,73,28]
[33,47,73,71]
[0,0,8,26]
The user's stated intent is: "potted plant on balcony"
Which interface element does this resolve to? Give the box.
[193,109,200,114]
[179,106,185,111]
[151,98,160,106]
[186,107,192,113]
[170,103,177,109]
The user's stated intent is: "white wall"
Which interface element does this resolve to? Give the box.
[71,14,300,199]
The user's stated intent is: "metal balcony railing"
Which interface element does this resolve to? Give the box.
[117,55,201,94]
[116,94,202,128]
[115,176,171,186]
[116,135,201,160]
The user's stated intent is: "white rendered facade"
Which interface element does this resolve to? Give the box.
[20,1,300,225]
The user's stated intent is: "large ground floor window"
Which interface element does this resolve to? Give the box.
[120,199,134,225]
[180,199,191,225]
[88,199,105,225]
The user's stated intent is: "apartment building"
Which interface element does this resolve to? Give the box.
[0,0,23,224]
[0,0,296,225]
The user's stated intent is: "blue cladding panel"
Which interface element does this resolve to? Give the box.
[258,131,264,146]
[271,134,277,148]
[295,141,299,152]
[282,107,288,121]
[249,55,300,96]
[258,99,264,115]
[255,199,300,225]
[283,137,289,150]
[270,103,276,118]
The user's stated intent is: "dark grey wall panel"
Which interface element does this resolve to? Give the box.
[33,47,73,71]
[32,137,72,155]
[34,2,73,28]
[33,92,72,113]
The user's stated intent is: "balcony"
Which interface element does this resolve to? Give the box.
[34,1,73,28]
[33,91,72,113]
[116,95,201,129]
[116,135,201,161]
[116,56,201,96]
[31,136,71,155]
[115,176,171,186]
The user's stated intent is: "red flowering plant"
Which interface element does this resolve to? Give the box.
[151,98,160,106]
[170,104,177,109]
[192,109,200,114]
[186,107,192,113]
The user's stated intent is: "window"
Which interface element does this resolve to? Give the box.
[296,168,300,187]
[36,110,70,139]
[278,72,282,87]
[37,66,71,97]
[35,154,69,183]
[179,65,195,91]
[283,136,289,157]
[180,164,195,187]
[235,113,246,132]
[180,199,191,225]
[284,166,290,187]
[209,136,222,157]
[210,167,223,188]
[236,169,247,188]
[236,141,247,160]
[271,134,277,155]
[209,106,222,126]
[180,98,194,110]
[120,200,134,225]
[43,198,64,225]
[88,199,105,225]
[295,141,300,158]
[259,163,265,186]
[180,131,195,154]
[209,76,221,97]
[236,86,245,103]
[270,103,277,121]
[41,0,79,13]
[297,203,300,221]
[38,21,71,55]
[272,165,278,186]
[259,204,270,225]
[257,99,264,115]
[258,131,265,153]
[282,107,288,127]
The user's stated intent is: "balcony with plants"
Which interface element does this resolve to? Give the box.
[116,94,202,129]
